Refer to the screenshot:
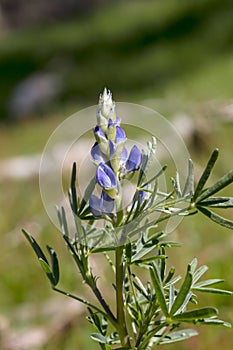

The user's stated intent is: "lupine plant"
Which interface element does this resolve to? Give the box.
[23,89,233,349]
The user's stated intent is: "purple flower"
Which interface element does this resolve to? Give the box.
[125,145,142,173]
[115,126,126,144]
[94,126,107,143]
[120,147,128,167]
[138,189,146,204]
[96,163,117,190]
[89,191,115,217]
[91,142,105,164]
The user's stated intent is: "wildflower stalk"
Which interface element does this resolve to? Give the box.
[23,88,233,350]
[115,245,130,347]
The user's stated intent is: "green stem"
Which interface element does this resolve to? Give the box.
[115,246,131,347]
[52,286,115,324]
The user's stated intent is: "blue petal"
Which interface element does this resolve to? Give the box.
[100,191,115,214]
[89,195,102,217]
[138,190,146,204]
[96,163,117,189]
[120,147,128,166]
[115,126,126,144]
[94,126,107,142]
[126,145,142,172]
[91,142,105,163]
[109,141,116,158]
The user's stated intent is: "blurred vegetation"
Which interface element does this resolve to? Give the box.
[0,0,233,349]
[0,0,233,120]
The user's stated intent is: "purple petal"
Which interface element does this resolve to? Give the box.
[120,147,128,166]
[100,191,115,214]
[91,142,105,163]
[109,141,116,158]
[115,126,126,144]
[89,195,102,217]
[94,126,107,142]
[96,163,117,189]
[138,190,146,204]
[126,145,142,172]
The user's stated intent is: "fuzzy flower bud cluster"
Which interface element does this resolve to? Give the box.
[89,89,143,217]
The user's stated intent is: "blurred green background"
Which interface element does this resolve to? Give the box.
[0,0,232,349]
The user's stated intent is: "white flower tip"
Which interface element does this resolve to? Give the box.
[98,87,116,121]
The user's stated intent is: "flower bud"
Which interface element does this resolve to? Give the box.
[97,88,116,132]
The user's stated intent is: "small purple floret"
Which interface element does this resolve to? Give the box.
[115,126,126,144]
[91,142,105,163]
[125,145,142,172]
[96,163,117,189]
[89,191,115,217]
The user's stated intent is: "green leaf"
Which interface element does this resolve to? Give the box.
[142,165,167,188]
[182,159,194,196]
[197,206,233,229]
[69,162,78,214]
[133,255,166,264]
[164,267,175,284]
[132,274,149,299]
[196,170,233,203]
[158,329,198,344]
[91,333,108,344]
[150,264,169,317]
[194,278,224,288]
[193,287,232,295]
[78,176,96,215]
[56,206,69,237]
[169,266,192,316]
[171,172,182,198]
[192,264,208,285]
[137,136,156,187]
[189,257,198,274]
[131,244,158,262]
[172,307,218,321]
[22,229,49,264]
[201,318,232,328]
[47,246,59,286]
[198,197,233,208]
[39,258,56,285]
[192,148,219,202]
